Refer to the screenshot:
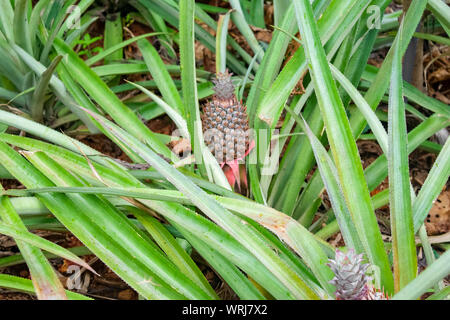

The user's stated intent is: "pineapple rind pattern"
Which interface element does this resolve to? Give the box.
[202,71,250,163]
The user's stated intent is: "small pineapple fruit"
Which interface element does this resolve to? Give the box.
[202,70,249,163]
[327,249,370,300]
[327,249,388,300]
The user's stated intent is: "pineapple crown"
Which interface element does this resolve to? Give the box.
[212,69,235,100]
[327,249,388,300]
[327,249,371,300]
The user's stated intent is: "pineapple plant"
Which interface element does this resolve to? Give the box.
[201,70,250,165]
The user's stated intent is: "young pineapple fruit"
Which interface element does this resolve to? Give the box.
[328,249,389,300]
[202,70,249,163]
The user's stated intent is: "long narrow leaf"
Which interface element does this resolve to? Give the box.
[179,0,205,174]
[387,25,417,292]
[392,249,450,300]
[13,0,33,55]
[286,108,363,254]
[229,0,264,62]
[138,39,184,113]
[216,11,232,73]
[126,80,189,139]
[30,56,62,123]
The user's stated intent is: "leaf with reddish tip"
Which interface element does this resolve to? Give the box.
[223,165,237,189]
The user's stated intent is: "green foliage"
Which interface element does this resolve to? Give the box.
[74,33,104,58]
